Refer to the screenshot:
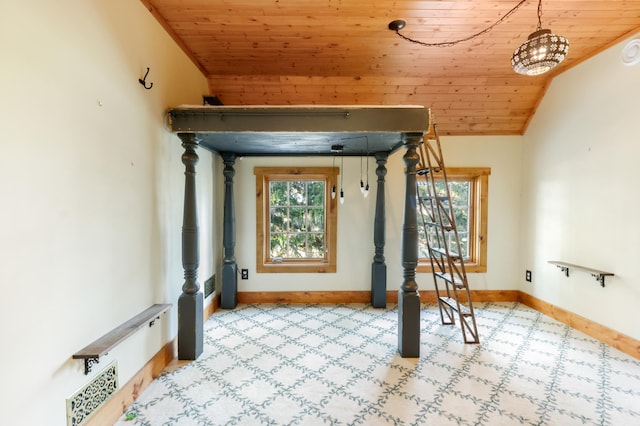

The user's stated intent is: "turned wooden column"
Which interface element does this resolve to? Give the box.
[220,152,238,309]
[398,133,422,358]
[371,151,389,308]
[178,133,203,360]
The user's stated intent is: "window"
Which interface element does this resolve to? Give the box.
[417,167,490,273]
[255,167,338,273]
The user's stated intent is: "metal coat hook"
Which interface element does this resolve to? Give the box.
[139,67,153,90]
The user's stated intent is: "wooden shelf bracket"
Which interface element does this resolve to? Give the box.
[548,261,613,287]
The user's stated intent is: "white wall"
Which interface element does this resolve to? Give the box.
[230,134,522,294]
[520,34,640,340]
[0,1,213,425]
[439,135,523,290]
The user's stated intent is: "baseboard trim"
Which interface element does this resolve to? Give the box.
[204,292,221,319]
[237,290,372,304]
[86,338,176,426]
[235,289,521,305]
[517,292,640,360]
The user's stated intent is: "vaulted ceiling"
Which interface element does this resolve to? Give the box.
[140,0,640,135]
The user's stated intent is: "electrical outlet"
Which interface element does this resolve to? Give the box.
[525,270,532,282]
[241,269,248,280]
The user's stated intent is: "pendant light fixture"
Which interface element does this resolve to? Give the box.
[331,155,336,199]
[339,156,345,205]
[511,0,569,76]
[359,155,370,197]
[388,0,568,76]
[331,145,344,200]
[360,156,365,195]
[363,156,369,198]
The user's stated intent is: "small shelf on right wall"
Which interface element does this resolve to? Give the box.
[548,261,614,287]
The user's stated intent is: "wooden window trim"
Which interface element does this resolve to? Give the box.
[255,166,338,273]
[417,167,490,273]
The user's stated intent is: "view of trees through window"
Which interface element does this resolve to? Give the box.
[417,179,471,260]
[269,180,326,259]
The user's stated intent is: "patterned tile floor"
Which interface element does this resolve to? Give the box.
[115,302,640,425]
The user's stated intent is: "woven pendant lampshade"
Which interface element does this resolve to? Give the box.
[511,0,569,76]
[512,28,569,75]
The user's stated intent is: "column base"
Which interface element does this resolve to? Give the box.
[371,262,387,308]
[221,263,238,309]
[398,289,420,357]
[178,291,203,360]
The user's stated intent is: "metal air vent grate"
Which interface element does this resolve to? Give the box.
[66,361,118,426]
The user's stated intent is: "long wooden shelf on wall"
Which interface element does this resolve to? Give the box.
[73,304,171,375]
[548,261,614,287]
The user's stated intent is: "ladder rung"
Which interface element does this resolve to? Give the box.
[439,297,472,315]
[434,272,465,288]
[430,247,461,260]
[420,195,448,202]
[417,167,442,176]
[426,222,454,231]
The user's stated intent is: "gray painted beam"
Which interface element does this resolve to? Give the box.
[398,133,422,358]
[371,151,389,308]
[177,133,203,360]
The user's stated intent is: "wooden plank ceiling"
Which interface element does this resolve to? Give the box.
[141,0,640,135]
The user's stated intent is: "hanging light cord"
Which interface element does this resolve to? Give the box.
[535,0,543,30]
[392,0,529,48]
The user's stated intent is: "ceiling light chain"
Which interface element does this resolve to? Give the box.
[389,0,569,76]
[536,0,544,29]
[389,0,528,48]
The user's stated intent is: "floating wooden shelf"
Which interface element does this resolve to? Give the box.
[548,261,614,287]
[73,303,171,375]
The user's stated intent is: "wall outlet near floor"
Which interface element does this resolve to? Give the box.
[241,268,249,280]
[525,270,532,282]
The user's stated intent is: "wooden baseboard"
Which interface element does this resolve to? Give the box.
[235,289,521,305]
[86,339,176,426]
[517,292,640,360]
[204,292,221,319]
[237,290,373,304]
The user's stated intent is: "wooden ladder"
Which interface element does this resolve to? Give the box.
[417,120,479,344]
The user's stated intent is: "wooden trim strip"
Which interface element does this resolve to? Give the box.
[86,339,176,426]
[238,291,372,304]
[237,289,520,305]
[138,0,208,76]
[204,292,221,320]
[517,292,640,360]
